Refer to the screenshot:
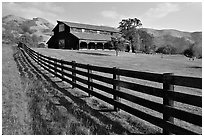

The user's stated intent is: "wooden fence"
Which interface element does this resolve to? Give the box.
[20,44,202,135]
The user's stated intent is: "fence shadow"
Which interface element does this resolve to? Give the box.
[19,48,147,135]
[76,52,111,56]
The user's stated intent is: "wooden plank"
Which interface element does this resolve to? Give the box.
[88,81,113,95]
[115,89,164,113]
[165,106,202,126]
[117,69,163,83]
[115,79,163,98]
[59,59,72,66]
[172,75,202,89]
[166,90,202,107]
[76,62,113,74]
[89,65,113,74]
[75,62,88,69]
[74,68,114,85]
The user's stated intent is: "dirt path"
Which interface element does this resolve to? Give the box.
[2,44,161,134]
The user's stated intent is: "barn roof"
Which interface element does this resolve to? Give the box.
[46,35,55,44]
[71,31,113,42]
[58,21,119,33]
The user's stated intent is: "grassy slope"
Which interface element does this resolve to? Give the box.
[2,44,32,134]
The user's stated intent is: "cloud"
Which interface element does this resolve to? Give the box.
[144,3,180,19]
[2,2,64,24]
[101,10,120,19]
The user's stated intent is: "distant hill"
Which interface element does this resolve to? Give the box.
[140,28,202,58]
[2,14,54,44]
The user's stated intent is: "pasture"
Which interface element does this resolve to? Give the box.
[33,48,202,134]
[34,48,202,78]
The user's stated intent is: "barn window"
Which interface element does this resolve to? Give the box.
[59,39,65,49]
[59,24,65,32]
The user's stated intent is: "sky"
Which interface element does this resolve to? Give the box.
[2,1,202,32]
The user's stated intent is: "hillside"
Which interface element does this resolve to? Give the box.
[2,14,54,44]
[140,28,202,57]
[141,28,202,47]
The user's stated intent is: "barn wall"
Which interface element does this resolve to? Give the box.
[65,33,79,49]
[50,22,77,49]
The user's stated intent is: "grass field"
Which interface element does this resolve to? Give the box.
[34,48,202,78]
[33,48,202,134]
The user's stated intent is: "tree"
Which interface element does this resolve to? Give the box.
[18,34,35,47]
[111,37,119,56]
[138,30,154,53]
[109,36,130,56]
[118,18,142,53]
[156,45,177,56]
[183,44,196,60]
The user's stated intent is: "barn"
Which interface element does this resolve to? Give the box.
[47,21,120,50]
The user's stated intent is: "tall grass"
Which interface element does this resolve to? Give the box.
[13,47,93,135]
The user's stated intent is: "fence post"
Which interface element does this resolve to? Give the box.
[113,67,120,112]
[87,64,93,97]
[37,53,39,64]
[61,59,64,80]
[72,61,76,88]
[163,73,174,135]
[54,60,57,75]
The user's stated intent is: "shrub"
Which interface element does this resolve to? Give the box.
[18,34,35,47]
[38,43,46,48]
[156,45,177,54]
[21,24,33,34]
[183,48,193,58]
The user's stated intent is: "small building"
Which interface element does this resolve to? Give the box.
[47,21,120,50]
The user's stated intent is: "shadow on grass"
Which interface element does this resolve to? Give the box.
[14,48,145,135]
[77,52,111,56]
[187,66,202,69]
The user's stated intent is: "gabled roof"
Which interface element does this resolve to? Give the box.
[46,35,56,44]
[58,21,119,33]
[71,31,113,42]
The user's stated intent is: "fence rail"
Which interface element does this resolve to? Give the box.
[20,44,202,135]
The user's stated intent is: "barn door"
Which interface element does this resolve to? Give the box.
[59,39,65,49]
